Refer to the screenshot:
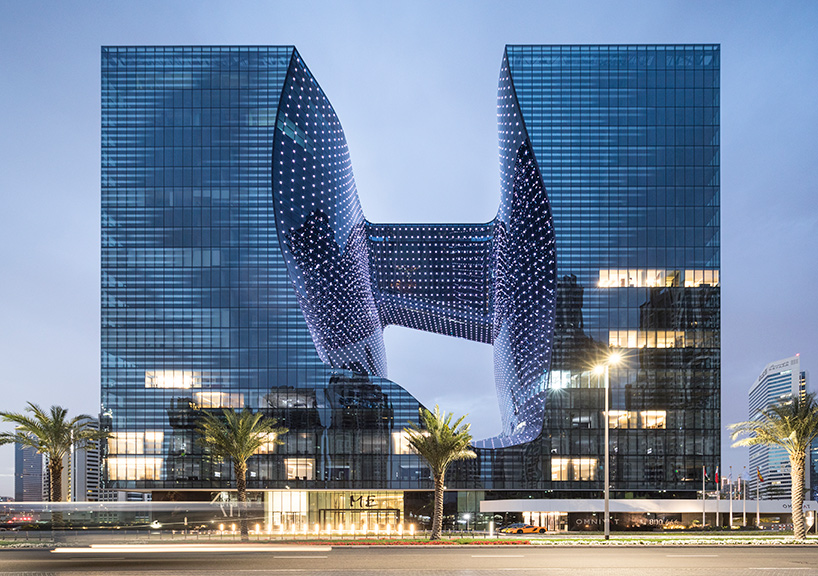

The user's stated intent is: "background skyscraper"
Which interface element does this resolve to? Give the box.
[14,444,42,502]
[748,355,809,499]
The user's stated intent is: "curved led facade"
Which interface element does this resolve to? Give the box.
[486,52,558,447]
[272,50,557,448]
[272,53,386,377]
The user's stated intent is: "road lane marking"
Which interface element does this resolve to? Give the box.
[0,570,554,574]
[52,544,331,554]
[471,554,526,557]
[666,554,719,557]
[89,544,331,551]
[273,555,328,558]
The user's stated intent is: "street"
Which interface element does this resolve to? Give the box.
[1,545,817,575]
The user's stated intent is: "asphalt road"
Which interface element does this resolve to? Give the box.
[2,545,818,575]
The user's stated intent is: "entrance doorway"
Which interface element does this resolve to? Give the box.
[523,511,566,532]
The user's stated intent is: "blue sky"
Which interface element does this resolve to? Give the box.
[1,0,817,495]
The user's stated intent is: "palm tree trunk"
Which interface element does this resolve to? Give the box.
[49,458,63,502]
[235,460,249,542]
[430,471,445,540]
[49,458,64,529]
[790,453,806,540]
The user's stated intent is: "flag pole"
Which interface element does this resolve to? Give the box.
[716,467,720,528]
[729,475,733,529]
[756,477,760,528]
[702,465,706,528]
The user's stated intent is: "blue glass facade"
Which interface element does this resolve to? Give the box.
[101,47,426,494]
[497,45,721,493]
[102,45,719,508]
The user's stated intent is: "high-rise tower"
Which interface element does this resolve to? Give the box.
[101,46,719,523]
[501,45,721,493]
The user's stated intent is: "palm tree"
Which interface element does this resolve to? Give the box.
[729,391,818,540]
[404,405,476,540]
[197,408,287,540]
[0,403,104,503]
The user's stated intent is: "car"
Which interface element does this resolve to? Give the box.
[498,522,546,534]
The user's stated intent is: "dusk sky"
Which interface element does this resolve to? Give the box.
[1,0,816,496]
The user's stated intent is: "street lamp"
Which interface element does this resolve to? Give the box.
[594,351,622,541]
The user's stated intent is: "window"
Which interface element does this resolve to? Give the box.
[193,391,244,408]
[391,431,417,455]
[109,431,164,454]
[254,432,282,454]
[608,330,714,349]
[608,410,635,429]
[145,370,204,389]
[551,457,597,481]
[598,269,718,288]
[107,456,164,480]
[285,458,315,480]
[641,410,667,429]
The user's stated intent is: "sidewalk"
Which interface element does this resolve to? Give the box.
[2,530,817,548]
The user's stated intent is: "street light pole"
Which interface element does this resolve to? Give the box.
[605,363,611,540]
[595,352,620,542]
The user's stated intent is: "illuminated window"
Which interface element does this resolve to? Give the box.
[145,370,205,389]
[598,269,718,288]
[193,391,244,408]
[640,410,667,429]
[265,490,309,526]
[109,431,164,455]
[551,457,597,481]
[285,458,315,480]
[608,330,714,349]
[107,456,164,481]
[143,431,164,453]
[608,410,635,429]
[254,432,282,454]
[598,269,673,288]
[684,269,720,287]
[549,370,573,390]
[549,370,606,390]
[109,432,142,455]
[391,431,416,455]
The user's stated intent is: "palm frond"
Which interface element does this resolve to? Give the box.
[729,392,818,457]
[404,405,476,477]
[0,403,104,460]
[197,409,288,466]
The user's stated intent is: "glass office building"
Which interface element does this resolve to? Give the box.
[101,45,719,527]
[493,45,721,496]
[749,356,807,499]
[101,48,427,508]
[14,444,43,502]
